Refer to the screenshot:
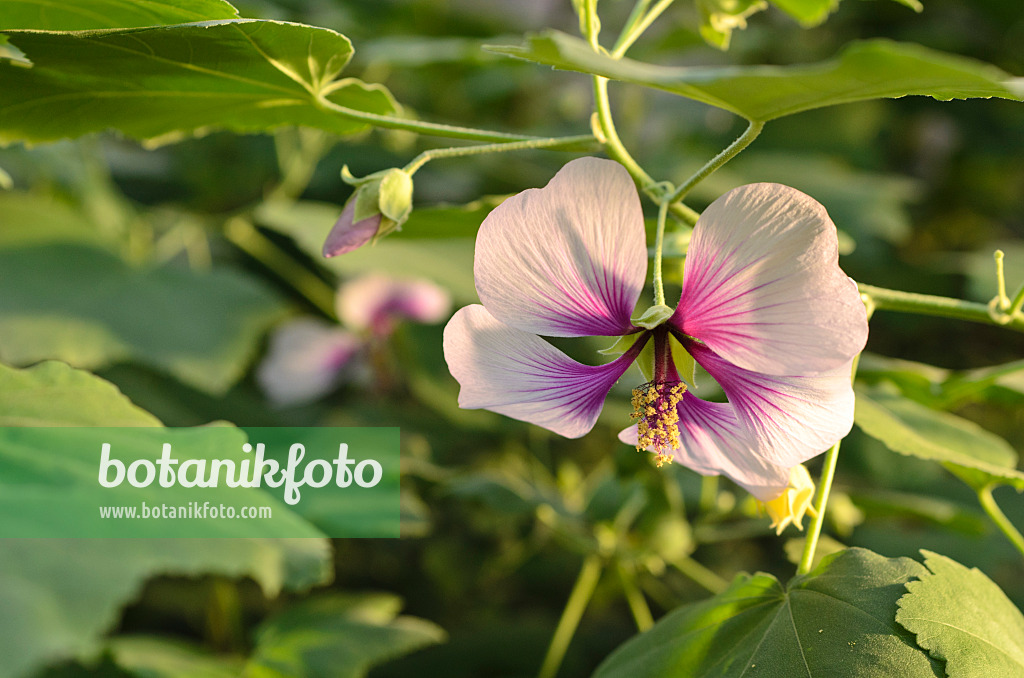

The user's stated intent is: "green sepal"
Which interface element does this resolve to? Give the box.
[377,168,414,223]
[633,304,674,330]
[598,334,635,356]
[669,334,697,388]
[352,182,382,223]
[636,341,655,382]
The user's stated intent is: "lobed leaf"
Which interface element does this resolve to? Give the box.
[593,548,940,677]
[0,20,397,146]
[488,32,1024,121]
[0,0,239,30]
[896,550,1024,677]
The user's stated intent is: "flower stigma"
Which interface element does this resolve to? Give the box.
[630,379,687,466]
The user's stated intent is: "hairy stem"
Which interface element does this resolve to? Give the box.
[652,199,671,306]
[402,135,597,174]
[668,119,764,203]
[978,485,1024,560]
[537,555,603,678]
[318,96,576,144]
[858,282,1024,332]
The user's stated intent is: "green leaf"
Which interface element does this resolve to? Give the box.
[593,548,940,677]
[488,33,1024,121]
[246,593,446,678]
[0,366,332,678]
[0,20,397,146]
[853,384,1024,490]
[769,0,840,26]
[0,0,239,30]
[0,360,160,426]
[0,191,120,250]
[106,637,242,678]
[0,244,288,394]
[896,550,1024,677]
[0,538,330,678]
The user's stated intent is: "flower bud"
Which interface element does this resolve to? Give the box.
[322,167,414,257]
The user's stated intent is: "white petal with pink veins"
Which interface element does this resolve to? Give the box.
[444,305,639,438]
[675,183,867,375]
[474,157,647,338]
[620,393,791,501]
[690,343,854,468]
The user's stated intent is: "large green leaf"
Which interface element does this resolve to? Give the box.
[854,384,1024,490]
[593,548,940,677]
[0,538,330,678]
[488,33,1024,121]
[246,593,446,678]
[0,361,160,426]
[897,551,1024,677]
[0,0,238,30]
[0,20,397,145]
[0,362,332,678]
[0,243,287,393]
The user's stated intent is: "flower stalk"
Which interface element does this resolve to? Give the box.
[537,554,603,678]
[402,135,598,175]
[796,440,841,575]
[668,119,765,204]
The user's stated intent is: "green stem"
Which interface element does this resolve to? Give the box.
[592,76,699,225]
[317,96,572,144]
[796,440,841,575]
[224,217,337,318]
[611,0,676,58]
[668,119,764,203]
[652,199,671,306]
[858,282,1024,332]
[538,555,604,678]
[1009,280,1024,318]
[978,485,1024,559]
[617,563,654,631]
[402,135,597,175]
[699,474,719,514]
[671,555,729,594]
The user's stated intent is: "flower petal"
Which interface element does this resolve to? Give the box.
[257,319,362,406]
[337,274,451,335]
[619,393,790,501]
[474,157,647,337]
[322,199,381,258]
[689,342,854,468]
[674,183,867,375]
[444,305,637,438]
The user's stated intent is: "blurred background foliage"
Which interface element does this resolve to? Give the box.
[1,0,1023,676]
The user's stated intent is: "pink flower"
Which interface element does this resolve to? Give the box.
[442,158,868,500]
[258,274,451,406]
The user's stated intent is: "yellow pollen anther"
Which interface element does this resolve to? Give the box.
[630,380,687,461]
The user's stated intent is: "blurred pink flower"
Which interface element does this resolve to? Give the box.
[443,158,867,500]
[338,273,451,337]
[257,319,361,406]
[259,274,451,406]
